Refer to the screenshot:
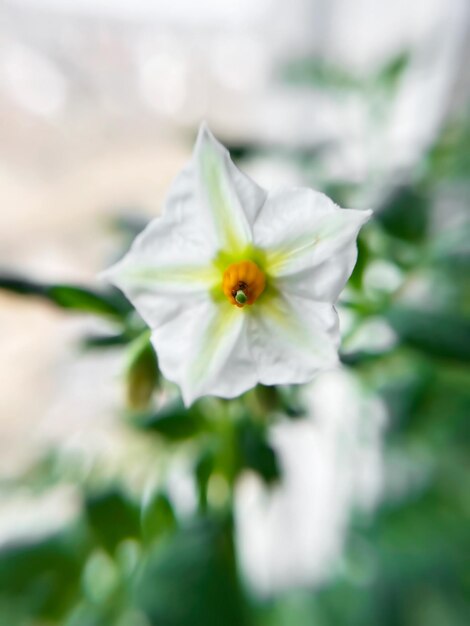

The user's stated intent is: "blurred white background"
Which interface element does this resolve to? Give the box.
[0,0,468,591]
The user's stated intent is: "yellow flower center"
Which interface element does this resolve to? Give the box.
[222,260,266,308]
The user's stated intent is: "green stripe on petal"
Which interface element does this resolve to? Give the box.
[253,292,335,359]
[187,301,243,394]
[253,188,371,280]
[245,293,339,389]
[198,125,252,254]
[254,298,309,351]
[119,264,219,292]
[264,213,356,276]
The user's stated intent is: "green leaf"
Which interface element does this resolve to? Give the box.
[237,419,280,484]
[141,492,177,545]
[195,449,216,512]
[0,273,131,320]
[133,516,250,626]
[387,307,470,362]
[348,233,370,290]
[280,57,361,90]
[110,213,149,240]
[81,331,133,349]
[85,490,140,554]
[277,385,307,418]
[405,363,470,448]
[47,285,128,317]
[425,113,470,181]
[376,187,429,242]
[280,52,409,94]
[369,351,435,432]
[375,51,410,90]
[126,333,160,411]
[133,398,205,441]
[0,526,85,621]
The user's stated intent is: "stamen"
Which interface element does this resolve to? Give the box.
[222,260,266,308]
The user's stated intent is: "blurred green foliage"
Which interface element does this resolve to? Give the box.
[0,63,469,626]
[280,51,410,93]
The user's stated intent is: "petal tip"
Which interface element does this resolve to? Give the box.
[97,265,116,285]
[196,120,215,146]
[98,253,128,283]
[198,119,209,133]
[180,385,199,408]
[195,121,227,160]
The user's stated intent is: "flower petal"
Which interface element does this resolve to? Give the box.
[254,188,371,301]
[101,212,219,330]
[106,236,255,405]
[194,122,266,254]
[248,291,340,386]
[151,298,256,405]
[101,134,369,403]
[100,123,271,404]
[104,119,267,284]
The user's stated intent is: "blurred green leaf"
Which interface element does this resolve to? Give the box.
[110,212,149,239]
[64,603,114,626]
[387,307,470,362]
[0,273,131,320]
[126,333,160,411]
[368,485,469,606]
[133,398,205,441]
[406,364,470,450]
[375,52,410,90]
[281,57,361,90]
[133,515,250,626]
[356,349,435,436]
[281,51,409,94]
[425,112,470,180]
[195,449,216,512]
[47,285,128,317]
[253,384,282,413]
[0,526,86,621]
[349,233,370,290]
[85,490,140,554]
[141,492,177,546]
[237,419,280,484]
[81,331,134,349]
[82,549,121,605]
[377,187,429,242]
[277,385,307,418]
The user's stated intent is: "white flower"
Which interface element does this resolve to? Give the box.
[102,123,371,405]
[235,370,386,595]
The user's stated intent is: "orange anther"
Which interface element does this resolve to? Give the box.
[222,260,266,308]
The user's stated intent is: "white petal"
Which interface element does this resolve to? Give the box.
[105,231,256,405]
[275,244,358,303]
[199,318,259,401]
[101,214,219,330]
[248,292,340,386]
[101,137,369,403]
[151,297,256,405]
[194,122,266,254]
[254,188,371,302]
[99,123,270,404]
